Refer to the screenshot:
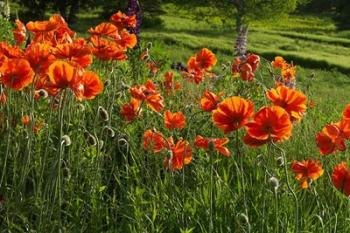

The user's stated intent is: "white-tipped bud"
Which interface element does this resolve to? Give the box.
[147,42,152,49]
[104,79,111,87]
[269,176,280,191]
[61,135,71,147]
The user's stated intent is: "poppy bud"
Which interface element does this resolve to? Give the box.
[147,42,152,49]
[269,176,280,191]
[98,140,104,149]
[38,89,48,98]
[117,137,129,153]
[77,103,85,112]
[85,132,97,146]
[104,79,111,87]
[276,156,284,167]
[61,135,71,146]
[103,126,115,138]
[98,106,109,121]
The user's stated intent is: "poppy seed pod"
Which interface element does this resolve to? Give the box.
[98,106,109,121]
[61,135,71,146]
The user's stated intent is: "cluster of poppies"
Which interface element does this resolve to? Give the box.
[271,56,297,88]
[231,54,260,81]
[0,11,137,102]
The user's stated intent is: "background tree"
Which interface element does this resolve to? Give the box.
[167,0,305,57]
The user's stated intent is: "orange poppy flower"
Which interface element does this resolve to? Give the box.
[266,85,307,122]
[47,60,79,89]
[164,110,186,130]
[240,63,254,81]
[194,48,217,71]
[129,80,164,112]
[212,96,254,134]
[26,19,58,33]
[0,92,6,104]
[90,36,127,61]
[335,119,350,140]
[73,71,104,100]
[164,137,192,171]
[120,98,141,122]
[332,162,350,197]
[231,57,241,76]
[271,56,286,69]
[246,54,260,72]
[118,31,137,49]
[53,42,92,68]
[343,104,350,119]
[200,90,223,112]
[88,22,119,38]
[291,160,324,189]
[244,106,292,147]
[22,115,30,126]
[25,42,55,74]
[0,58,34,91]
[316,124,345,155]
[143,129,167,153]
[162,71,181,95]
[13,19,26,45]
[194,135,230,157]
[282,65,296,81]
[0,42,23,59]
[110,11,137,29]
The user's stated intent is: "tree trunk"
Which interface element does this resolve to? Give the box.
[68,0,80,24]
[235,14,248,59]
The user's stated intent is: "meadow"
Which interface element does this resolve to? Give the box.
[1,3,350,233]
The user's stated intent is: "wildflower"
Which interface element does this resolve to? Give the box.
[143,129,167,153]
[194,135,230,157]
[164,110,186,130]
[231,54,260,81]
[343,104,350,119]
[332,162,350,197]
[13,19,26,45]
[316,124,345,155]
[120,98,141,122]
[110,11,137,30]
[291,160,324,189]
[0,92,7,104]
[190,48,217,71]
[162,71,181,95]
[0,59,34,91]
[200,90,223,112]
[244,106,292,147]
[129,80,164,112]
[22,115,30,126]
[271,56,286,69]
[212,96,254,134]
[266,85,307,122]
[74,71,104,100]
[53,41,93,68]
[164,137,192,171]
[282,65,296,81]
[88,22,119,39]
